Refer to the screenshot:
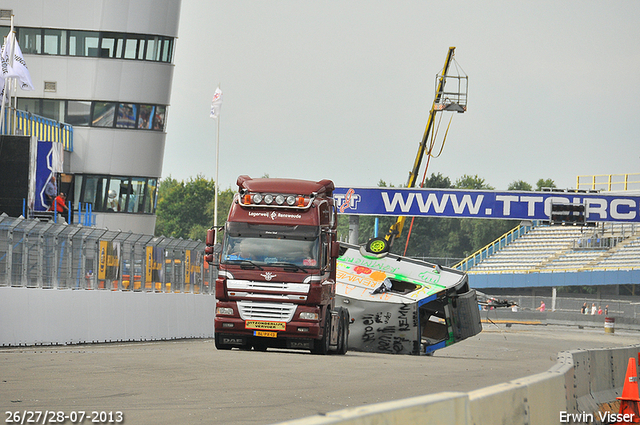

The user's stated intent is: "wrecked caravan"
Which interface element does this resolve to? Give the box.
[336,243,482,355]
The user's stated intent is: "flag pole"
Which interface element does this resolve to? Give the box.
[210,84,222,244]
[0,15,14,134]
[214,104,220,243]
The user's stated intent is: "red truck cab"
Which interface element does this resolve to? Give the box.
[207,175,348,354]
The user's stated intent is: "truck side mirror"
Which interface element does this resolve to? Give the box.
[206,227,215,246]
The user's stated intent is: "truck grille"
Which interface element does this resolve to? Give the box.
[237,301,297,322]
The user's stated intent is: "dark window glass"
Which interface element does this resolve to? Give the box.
[17,98,41,115]
[78,175,156,214]
[19,27,42,54]
[80,176,103,211]
[92,102,116,127]
[42,99,65,122]
[100,34,117,58]
[69,31,99,57]
[129,178,146,213]
[146,36,162,61]
[17,98,167,131]
[123,37,138,59]
[15,26,174,63]
[67,101,91,126]
[146,178,157,213]
[152,106,166,131]
[160,39,171,62]
[43,29,66,55]
[137,105,153,129]
[105,177,129,212]
[116,103,137,128]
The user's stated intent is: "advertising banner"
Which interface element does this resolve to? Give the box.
[334,187,640,223]
[34,141,63,211]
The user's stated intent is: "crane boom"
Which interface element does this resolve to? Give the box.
[385,46,457,247]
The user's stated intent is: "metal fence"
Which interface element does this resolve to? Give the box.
[0,214,214,293]
[484,294,640,319]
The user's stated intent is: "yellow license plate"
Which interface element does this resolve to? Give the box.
[254,330,277,338]
[245,320,286,331]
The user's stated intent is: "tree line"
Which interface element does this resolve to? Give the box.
[154,173,556,261]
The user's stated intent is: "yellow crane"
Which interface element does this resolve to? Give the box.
[363,47,467,257]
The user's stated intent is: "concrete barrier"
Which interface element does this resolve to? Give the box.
[276,392,470,425]
[275,341,640,425]
[0,287,215,346]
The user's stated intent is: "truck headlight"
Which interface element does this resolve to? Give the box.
[275,194,285,205]
[252,193,263,204]
[299,312,318,320]
[286,195,296,206]
[216,307,234,315]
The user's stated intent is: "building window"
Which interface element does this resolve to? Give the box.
[152,106,166,131]
[67,101,92,126]
[69,30,100,57]
[92,102,116,127]
[77,175,157,214]
[15,26,175,63]
[42,99,65,123]
[18,98,167,132]
[18,27,42,54]
[43,29,67,55]
[116,103,137,128]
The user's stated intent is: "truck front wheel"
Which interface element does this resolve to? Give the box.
[311,310,331,355]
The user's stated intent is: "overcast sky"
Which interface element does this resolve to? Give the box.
[163,1,639,192]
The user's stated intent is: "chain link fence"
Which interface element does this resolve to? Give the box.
[0,214,214,293]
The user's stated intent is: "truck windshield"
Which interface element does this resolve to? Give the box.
[221,222,321,268]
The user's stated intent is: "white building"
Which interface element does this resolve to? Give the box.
[1,0,181,234]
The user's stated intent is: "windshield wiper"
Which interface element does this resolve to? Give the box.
[269,262,308,273]
[225,259,264,270]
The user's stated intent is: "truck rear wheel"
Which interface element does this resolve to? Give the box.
[336,308,349,355]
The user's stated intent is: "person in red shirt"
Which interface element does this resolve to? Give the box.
[49,192,70,223]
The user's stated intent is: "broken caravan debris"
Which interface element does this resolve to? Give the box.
[335,243,481,355]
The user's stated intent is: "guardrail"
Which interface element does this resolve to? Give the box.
[577,173,640,192]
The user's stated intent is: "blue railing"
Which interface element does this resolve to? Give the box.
[454,223,534,272]
[1,108,73,152]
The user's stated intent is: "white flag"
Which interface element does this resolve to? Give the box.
[210,86,223,119]
[5,32,34,91]
[0,36,9,100]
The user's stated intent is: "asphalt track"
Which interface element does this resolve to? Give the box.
[2,325,639,425]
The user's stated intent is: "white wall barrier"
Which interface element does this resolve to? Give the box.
[277,344,640,425]
[0,287,215,346]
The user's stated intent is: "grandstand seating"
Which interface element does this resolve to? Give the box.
[467,223,640,273]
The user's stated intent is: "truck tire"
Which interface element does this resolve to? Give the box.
[336,308,349,355]
[311,309,331,355]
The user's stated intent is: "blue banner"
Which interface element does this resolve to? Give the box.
[333,187,640,223]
